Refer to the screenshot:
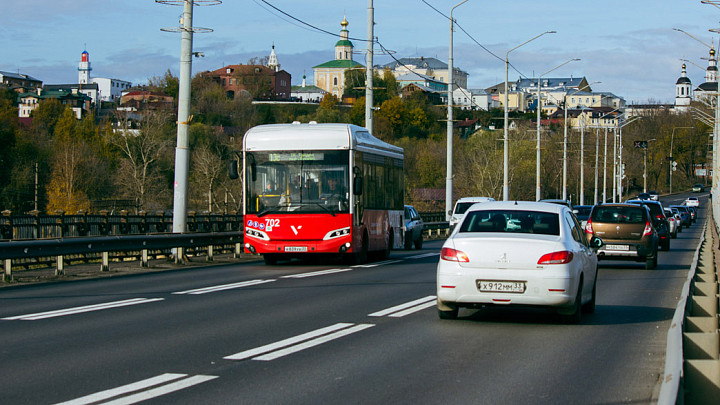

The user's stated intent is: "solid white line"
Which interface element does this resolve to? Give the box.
[224,323,354,361]
[53,373,187,405]
[368,296,437,317]
[101,375,218,405]
[3,298,165,321]
[407,252,440,259]
[172,279,275,295]
[253,323,375,361]
[388,300,437,317]
[351,260,403,268]
[280,268,354,279]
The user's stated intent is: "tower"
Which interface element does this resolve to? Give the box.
[78,50,92,84]
[335,16,354,61]
[675,62,692,110]
[705,46,718,83]
[267,44,280,72]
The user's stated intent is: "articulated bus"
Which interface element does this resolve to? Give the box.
[233,122,404,264]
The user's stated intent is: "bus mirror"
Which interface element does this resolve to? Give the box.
[354,176,363,196]
[228,160,239,179]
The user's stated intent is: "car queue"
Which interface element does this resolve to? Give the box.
[435,190,703,323]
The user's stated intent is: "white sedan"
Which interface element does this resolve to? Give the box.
[437,201,601,323]
[684,197,700,207]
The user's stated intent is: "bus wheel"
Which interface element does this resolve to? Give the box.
[263,254,278,265]
[353,234,368,264]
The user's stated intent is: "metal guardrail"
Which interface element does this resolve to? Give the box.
[0,212,242,240]
[0,232,244,282]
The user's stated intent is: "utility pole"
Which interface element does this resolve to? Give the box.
[365,0,374,132]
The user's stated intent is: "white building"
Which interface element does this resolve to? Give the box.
[674,62,692,111]
[91,77,133,102]
[452,88,497,111]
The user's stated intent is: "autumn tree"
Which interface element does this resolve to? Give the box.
[105,110,173,211]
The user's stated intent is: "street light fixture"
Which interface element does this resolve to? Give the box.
[445,0,468,221]
[535,58,580,201]
[503,30,556,201]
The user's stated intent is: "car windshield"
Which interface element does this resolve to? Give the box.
[459,210,560,236]
[573,206,592,220]
[453,202,476,215]
[592,206,646,224]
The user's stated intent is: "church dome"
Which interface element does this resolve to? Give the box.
[677,76,691,84]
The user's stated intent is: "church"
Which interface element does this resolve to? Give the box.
[312,16,364,99]
[675,46,718,110]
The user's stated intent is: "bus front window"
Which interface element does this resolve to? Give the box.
[245,151,349,215]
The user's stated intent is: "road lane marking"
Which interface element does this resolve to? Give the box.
[368,296,437,317]
[224,322,374,361]
[253,324,375,361]
[172,279,276,295]
[54,373,217,405]
[351,259,403,268]
[2,298,165,321]
[280,268,354,278]
[407,252,440,259]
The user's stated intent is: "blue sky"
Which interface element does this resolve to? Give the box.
[1,0,718,103]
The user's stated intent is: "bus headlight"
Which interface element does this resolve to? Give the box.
[323,227,351,240]
[245,228,270,241]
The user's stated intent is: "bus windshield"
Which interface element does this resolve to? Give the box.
[246,150,349,215]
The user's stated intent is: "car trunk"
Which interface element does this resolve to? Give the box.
[590,221,645,240]
[449,234,564,270]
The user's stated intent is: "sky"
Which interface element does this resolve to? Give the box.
[2,0,719,104]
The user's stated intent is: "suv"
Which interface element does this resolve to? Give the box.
[692,184,704,193]
[449,197,494,229]
[626,199,671,251]
[585,203,658,269]
[403,205,424,250]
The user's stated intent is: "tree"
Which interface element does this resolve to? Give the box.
[105,110,173,211]
[148,69,179,99]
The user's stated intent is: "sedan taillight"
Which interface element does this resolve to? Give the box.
[441,247,469,262]
[538,251,574,265]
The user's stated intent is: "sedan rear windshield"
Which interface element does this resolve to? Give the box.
[592,206,646,224]
[459,210,560,236]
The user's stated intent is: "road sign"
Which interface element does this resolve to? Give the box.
[634,140,648,149]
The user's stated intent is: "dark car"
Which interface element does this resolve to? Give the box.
[572,205,593,226]
[403,205,424,250]
[626,199,671,251]
[692,184,704,193]
[585,203,658,269]
[648,191,659,201]
[636,192,651,200]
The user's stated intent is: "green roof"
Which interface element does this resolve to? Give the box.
[335,39,353,47]
[313,60,364,69]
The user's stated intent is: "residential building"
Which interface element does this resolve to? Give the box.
[205,63,291,100]
[43,83,99,112]
[381,56,468,89]
[313,16,364,99]
[91,77,133,102]
[0,71,42,91]
[17,87,91,119]
[453,87,498,111]
[290,74,326,103]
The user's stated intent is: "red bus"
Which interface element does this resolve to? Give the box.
[236,122,404,264]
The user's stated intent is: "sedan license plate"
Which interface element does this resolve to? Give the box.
[477,280,526,293]
[284,246,308,252]
[605,244,629,251]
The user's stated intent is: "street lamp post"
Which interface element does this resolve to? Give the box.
[669,127,693,193]
[643,139,657,192]
[562,82,599,201]
[535,58,579,201]
[503,30,555,201]
[446,0,468,221]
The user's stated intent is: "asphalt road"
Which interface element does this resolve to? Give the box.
[0,193,708,404]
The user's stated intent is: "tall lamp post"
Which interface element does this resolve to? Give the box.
[643,139,657,193]
[562,82,599,201]
[503,30,555,201]
[535,58,579,201]
[446,0,468,220]
[669,127,693,193]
